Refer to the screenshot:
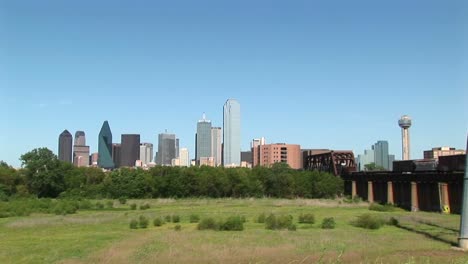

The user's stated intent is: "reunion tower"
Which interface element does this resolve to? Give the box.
[398,115,412,160]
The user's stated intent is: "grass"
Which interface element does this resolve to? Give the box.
[0,198,466,263]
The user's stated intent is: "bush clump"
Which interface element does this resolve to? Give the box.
[106,201,114,209]
[153,217,164,227]
[130,219,138,229]
[321,217,336,229]
[172,215,180,223]
[220,216,244,231]
[139,215,149,228]
[130,203,137,210]
[118,197,127,204]
[189,214,200,223]
[140,203,150,210]
[387,217,399,226]
[288,224,297,231]
[369,203,396,212]
[265,214,294,230]
[95,201,104,210]
[198,217,219,230]
[298,213,315,224]
[165,215,172,222]
[352,214,384,230]
[174,224,181,231]
[257,213,266,223]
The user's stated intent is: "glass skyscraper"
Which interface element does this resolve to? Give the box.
[98,121,114,169]
[120,134,140,167]
[58,130,72,163]
[223,99,241,166]
[196,114,212,162]
[156,133,176,166]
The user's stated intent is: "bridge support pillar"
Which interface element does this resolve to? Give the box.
[440,183,450,213]
[351,181,357,198]
[367,181,374,203]
[411,181,419,212]
[387,181,394,205]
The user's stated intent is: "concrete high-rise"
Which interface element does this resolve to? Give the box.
[373,140,389,170]
[424,147,466,160]
[112,143,121,168]
[157,133,176,166]
[140,143,154,166]
[223,99,241,167]
[120,134,140,167]
[58,130,72,163]
[211,127,222,166]
[253,143,302,169]
[73,131,90,167]
[98,121,114,169]
[398,115,412,160]
[179,148,190,167]
[196,114,212,163]
[251,137,266,166]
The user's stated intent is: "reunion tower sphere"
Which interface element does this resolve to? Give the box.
[398,115,412,129]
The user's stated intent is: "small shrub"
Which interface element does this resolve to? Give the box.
[352,214,384,230]
[130,203,137,210]
[321,217,336,229]
[387,217,399,226]
[165,215,172,222]
[153,217,164,227]
[78,200,93,210]
[257,213,266,223]
[189,214,200,223]
[220,216,244,231]
[130,219,138,229]
[106,201,114,209]
[288,224,297,231]
[198,217,219,230]
[240,215,247,223]
[95,202,104,210]
[139,215,149,228]
[172,215,180,223]
[265,214,293,230]
[118,197,127,204]
[174,224,181,231]
[298,213,315,224]
[369,203,396,212]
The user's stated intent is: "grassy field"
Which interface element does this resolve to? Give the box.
[0,198,466,264]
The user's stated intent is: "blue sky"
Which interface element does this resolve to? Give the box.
[1,0,467,167]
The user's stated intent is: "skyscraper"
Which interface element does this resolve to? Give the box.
[196,114,212,162]
[58,129,72,163]
[373,140,389,170]
[157,133,176,166]
[112,143,121,168]
[98,121,114,169]
[223,99,241,167]
[73,131,90,167]
[211,127,222,166]
[120,134,140,167]
[179,148,190,167]
[140,143,154,166]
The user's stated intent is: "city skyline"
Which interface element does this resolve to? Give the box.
[1,1,467,167]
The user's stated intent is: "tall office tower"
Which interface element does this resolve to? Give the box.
[179,148,190,167]
[175,138,180,158]
[251,137,266,166]
[156,133,176,166]
[98,121,114,169]
[73,131,90,167]
[120,134,140,167]
[58,130,72,163]
[211,127,222,166]
[112,143,121,168]
[223,99,241,167]
[398,115,412,160]
[357,149,375,171]
[196,114,212,163]
[139,143,154,166]
[373,140,389,170]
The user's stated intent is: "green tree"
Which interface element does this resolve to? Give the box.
[364,162,385,171]
[20,148,67,197]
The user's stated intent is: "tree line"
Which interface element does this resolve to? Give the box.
[0,148,343,200]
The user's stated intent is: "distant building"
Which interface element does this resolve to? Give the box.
[139,143,154,166]
[98,121,114,169]
[357,140,395,171]
[112,143,121,168]
[196,114,212,163]
[424,147,466,160]
[58,130,72,163]
[254,143,302,169]
[73,131,89,167]
[241,151,252,167]
[90,152,99,167]
[357,149,374,171]
[252,137,266,166]
[223,99,241,166]
[199,157,215,167]
[120,134,140,167]
[179,148,190,167]
[157,133,176,166]
[211,127,222,166]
